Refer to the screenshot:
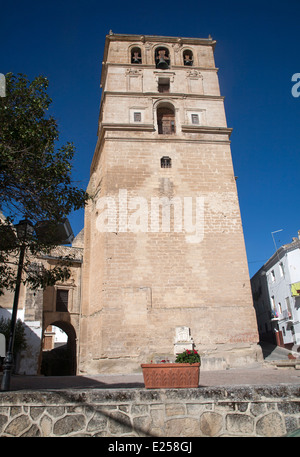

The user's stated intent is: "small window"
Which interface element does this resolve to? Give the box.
[183,50,193,66]
[271,296,275,311]
[158,78,170,93]
[56,289,68,312]
[191,114,199,124]
[278,302,282,314]
[161,156,172,168]
[271,270,275,282]
[285,297,292,316]
[131,47,142,64]
[134,112,142,122]
[279,262,284,277]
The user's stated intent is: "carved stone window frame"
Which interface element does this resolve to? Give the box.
[154,71,175,93]
[126,68,143,92]
[129,107,146,123]
[54,285,73,313]
[186,69,203,94]
[185,109,206,126]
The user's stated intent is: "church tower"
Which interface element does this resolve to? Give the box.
[79,33,260,374]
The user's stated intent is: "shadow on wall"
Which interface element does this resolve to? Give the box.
[0,307,42,375]
[41,343,74,376]
[0,307,78,376]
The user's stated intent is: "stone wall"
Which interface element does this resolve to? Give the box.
[0,385,299,437]
[80,33,260,374]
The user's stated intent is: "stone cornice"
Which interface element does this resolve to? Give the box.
[102,63,218,71]
[102,91,225,101]
[181,125,232,137]
[106,33,216,48]
[102,137,232,145]
[99,123,231,137]
[101,123,155,132]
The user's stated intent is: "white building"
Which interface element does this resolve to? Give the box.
[251,235,300,350]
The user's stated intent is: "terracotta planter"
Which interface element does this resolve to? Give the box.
[141,363,200,389]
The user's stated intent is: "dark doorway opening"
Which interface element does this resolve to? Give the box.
[157,106,176,134]
[41,321,76,376]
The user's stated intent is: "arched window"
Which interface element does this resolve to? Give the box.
[155,47,170,69]
[157,104,175,134]
[183,50,193,66]
[131,47,142,64]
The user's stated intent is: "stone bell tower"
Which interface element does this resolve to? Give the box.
[79,33,261,374]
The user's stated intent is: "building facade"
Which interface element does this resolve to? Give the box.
[0,33,262,376]
[0,220,83,376]
[79,33,261,374]
[251,235,300,350]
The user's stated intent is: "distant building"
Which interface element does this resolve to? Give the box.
[0,223,83,376]
[251,235,300,350]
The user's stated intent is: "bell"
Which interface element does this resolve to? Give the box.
[157,57,169,69]
[132,52,141,64]
[184,57,193,66]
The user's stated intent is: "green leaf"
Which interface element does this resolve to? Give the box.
[0,73,89,294]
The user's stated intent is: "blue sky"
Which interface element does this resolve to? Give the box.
[1,0,300,277]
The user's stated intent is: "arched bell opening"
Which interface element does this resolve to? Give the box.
[155,47,170,69]
[183,49,194,66]
[131,46,142,64]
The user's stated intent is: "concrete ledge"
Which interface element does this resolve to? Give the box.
[0,384,299,437]
[271,360,300,369]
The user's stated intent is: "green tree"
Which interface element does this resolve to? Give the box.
[0,317,27,356]
[0,73,88,295]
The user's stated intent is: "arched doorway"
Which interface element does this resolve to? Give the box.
[41,321,77,376]
[157,104,176,134]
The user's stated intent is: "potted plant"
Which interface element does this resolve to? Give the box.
[141,349,201,389]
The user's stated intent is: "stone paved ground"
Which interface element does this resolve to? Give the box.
[1,342,300,391]
[3,363,299,391]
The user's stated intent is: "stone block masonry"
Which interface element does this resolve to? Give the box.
[0,385,299,437]
[80,33,261,374]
